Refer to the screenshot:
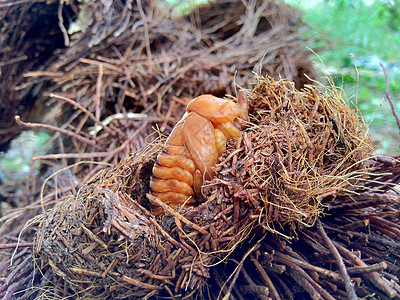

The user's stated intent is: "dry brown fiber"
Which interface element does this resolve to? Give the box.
[0,0,317,247]
[0,0,315,156]
[3,0,398,300]
[0,0,316,295]
[33,74,374,299]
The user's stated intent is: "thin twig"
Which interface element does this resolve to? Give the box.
[380,62,400,135]
[285,259,335,300]
[316,219,357,300]
[15,116,102,150]
[33,152,110,160]
[147,194,207,235]
[347,262,387,275]
[137,0,152,70]
[251,254,281,300]
[57,1,69,46]
[0,243,33,249]
[220,241,262,300]
[49,93,118,136]
[274,251,342,282]
[335,242,398,298]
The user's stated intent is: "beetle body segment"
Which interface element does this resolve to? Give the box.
[150,93,249,215]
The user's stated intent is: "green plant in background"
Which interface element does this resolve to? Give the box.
[286,0,400,154]
[377,0,400,32]
[166,0,400,153]
[290,0,400,63]
[0,131,50,190]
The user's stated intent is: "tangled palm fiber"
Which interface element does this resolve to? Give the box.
[215,157,400,299]
[33,145,259,299]
[0,74,398,300]
[5,0,316,161]
[4,157,400,299]
[204,75,372,236]
[0,1,391,299]
[0,0,318,232]
[31,74,373,299]
[187,0,312,87]
[0,0,66,150]
[0,2,317,292]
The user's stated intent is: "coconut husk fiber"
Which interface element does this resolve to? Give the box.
[0,0,316,250]
[1,0,317,295]
[204,75,372,235]
[6,0,316,172]
[33,148,256,299]
[2,1,400,300]
[0,0,316,257]
[1,0,317,245]
[29,74,378,299]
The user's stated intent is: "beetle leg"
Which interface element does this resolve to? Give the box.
[193,169,203,196]
[214,128,227,156]
[215,122,241,139]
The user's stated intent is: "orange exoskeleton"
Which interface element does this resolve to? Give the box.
[149,92,249,215]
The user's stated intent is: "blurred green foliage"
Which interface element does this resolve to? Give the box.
[0,131,50,185]
[301,0,400,64]
[286,0,400,153]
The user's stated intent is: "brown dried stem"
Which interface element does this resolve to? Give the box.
[15,116,101,150]
[335,242,398,298]
[316,219,357,300]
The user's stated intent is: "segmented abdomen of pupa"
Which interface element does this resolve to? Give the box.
[149,121,197,215]
[149,93,249,215]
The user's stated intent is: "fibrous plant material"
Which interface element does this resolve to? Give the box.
[0,0,67,151]
[2,1,399,299]
[4,157,400,299]
[214,157,400,299]
[186,0,313,88]
[33,147,257,299]
[205,75,372,235]
[5,0,316,164]
[31,74,374,298]
[1,2,317,296]
[1,0,316,238]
